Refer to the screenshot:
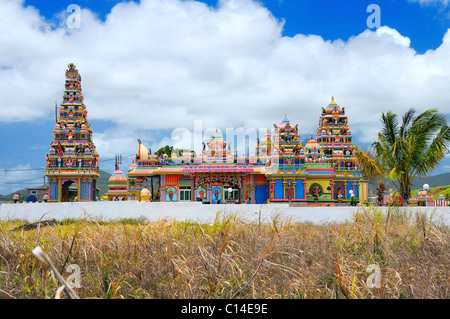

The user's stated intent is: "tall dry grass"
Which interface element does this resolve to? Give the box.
[0,206,448,299]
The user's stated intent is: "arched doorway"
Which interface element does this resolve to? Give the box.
[195,175,243,204]
[61,180,78,202]
[223,184,240,203]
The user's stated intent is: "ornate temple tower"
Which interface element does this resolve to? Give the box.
[314,96,367,202]
[265,115,307,203]
[202,130,232,163]
[45,63,100,202]
[316,96,355,167]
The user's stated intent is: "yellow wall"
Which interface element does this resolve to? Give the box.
[359,181,368,202]
[305,179,330,193]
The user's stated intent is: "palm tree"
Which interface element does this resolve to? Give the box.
[355,108,450,205]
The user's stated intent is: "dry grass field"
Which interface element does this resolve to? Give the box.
[0,206,448,299]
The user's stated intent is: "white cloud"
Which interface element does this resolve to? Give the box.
[0,0,449,162]
[409,0,449,6]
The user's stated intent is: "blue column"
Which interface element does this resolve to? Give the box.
[295,179,304,199]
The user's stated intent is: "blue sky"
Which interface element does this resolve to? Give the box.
[0,0,449,194]
[22,0,450,53]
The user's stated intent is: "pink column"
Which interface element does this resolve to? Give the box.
[303,180,307,199]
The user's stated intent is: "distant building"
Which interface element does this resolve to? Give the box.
[25,186,48,202]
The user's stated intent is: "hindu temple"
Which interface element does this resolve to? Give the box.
[127,97,369,205]
[44,63,100,202]
[42,64,367,205]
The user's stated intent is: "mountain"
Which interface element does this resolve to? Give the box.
[302,135,315,146]
[0,170,112,202]
[368,172,450,195]
[410,173,450,190]
[96,170,112,196]
[0,188,28,202]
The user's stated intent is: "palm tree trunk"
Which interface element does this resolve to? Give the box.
[399,177,411,205]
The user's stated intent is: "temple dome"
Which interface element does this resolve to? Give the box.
[209,130,225,150]
[128,162,136,172]
[211,130,223,139]
[137,140,149,160]
[305,138,321,153]
[279,115,291,129]
[108,170,128,185]
[325,96,343,114]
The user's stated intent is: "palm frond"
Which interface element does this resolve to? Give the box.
[369,108,449,203]
[399,108,416,139]
[354,150,382,180]
[380,111,398,146]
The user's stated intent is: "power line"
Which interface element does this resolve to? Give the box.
[0,154,136,172]
[0,177,44,185]
[100,154,135,162]
[0,168,44,172]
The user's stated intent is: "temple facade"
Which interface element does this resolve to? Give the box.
[44,63,100,202]
[127,97,368,205]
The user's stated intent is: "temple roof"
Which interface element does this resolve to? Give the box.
[208,129,225,150]
[305,138,321,154]
[108,170,128,185]
[279,114,291,128]
[325,96,343,114]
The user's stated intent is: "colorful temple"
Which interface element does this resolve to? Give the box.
[44,63,100,202]
[127,97,369,205]
[42,64,367,205]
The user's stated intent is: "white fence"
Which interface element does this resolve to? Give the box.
[428,200,450,207]
[1,201,449,225]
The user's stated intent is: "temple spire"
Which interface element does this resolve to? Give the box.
[44,63,100,202]
[329,95,337,105]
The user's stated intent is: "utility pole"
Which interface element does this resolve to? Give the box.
[114,154,122,171]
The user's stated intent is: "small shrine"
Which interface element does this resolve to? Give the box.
[140,188,151,202]
[105,170,129,201]
[44,63,100,202]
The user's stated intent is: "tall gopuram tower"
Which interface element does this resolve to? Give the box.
[314,96,368,202]
[44,63,100,202]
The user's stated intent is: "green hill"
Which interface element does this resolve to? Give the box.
[368,173,450,196]
[97,170,112,196]
[411,185,450,200]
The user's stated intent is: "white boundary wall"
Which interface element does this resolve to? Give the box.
[1,202,449,225]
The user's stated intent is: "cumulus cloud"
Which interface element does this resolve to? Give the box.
[409,0,450,6]
[1,0,449,161]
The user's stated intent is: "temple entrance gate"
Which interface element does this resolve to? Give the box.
[195,174,245,204]
[61,179,78,202]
